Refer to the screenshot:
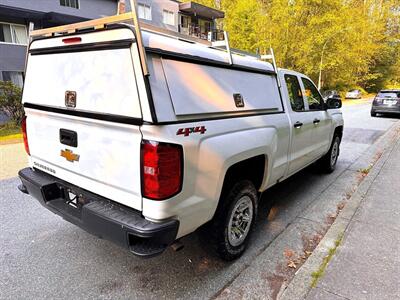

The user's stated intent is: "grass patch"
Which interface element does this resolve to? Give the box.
[310,234,343,288]
[0,133,23,142]
[0,121,21,139]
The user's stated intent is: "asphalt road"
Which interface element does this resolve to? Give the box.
[1,101,399,299]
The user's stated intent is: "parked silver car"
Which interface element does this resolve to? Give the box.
[371,90,400,117]
[345,89,362,99]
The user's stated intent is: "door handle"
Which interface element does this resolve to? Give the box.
[60,129,78,147]
[294,121,303,128]
[313,118,321,124]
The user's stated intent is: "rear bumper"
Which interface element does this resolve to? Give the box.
[371,106,400,114]
[18,167,179,257]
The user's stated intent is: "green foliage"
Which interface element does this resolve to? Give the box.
[311,233,343,287]
[193,0,400,92]
[0,121,21,138]
[0,81,24,124]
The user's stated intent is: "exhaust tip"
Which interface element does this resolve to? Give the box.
[170,240,184,252]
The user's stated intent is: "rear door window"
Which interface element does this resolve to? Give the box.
[301,78,324,110]
[377,92,399,98]
[284,74,305,111]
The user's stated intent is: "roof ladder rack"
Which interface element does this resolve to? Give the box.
[28,2,279,78]
[29,0,217,76]
[128,0,148,76]
[261,48,281,87]
[29,1,150,77]
[211,31,233,65]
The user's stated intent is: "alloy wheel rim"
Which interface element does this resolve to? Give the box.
[331,139,339,167]
[228,196,253,247]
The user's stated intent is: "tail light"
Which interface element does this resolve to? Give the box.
[62,37,82,44]
[141,140,183,200]
[21,116,30,155]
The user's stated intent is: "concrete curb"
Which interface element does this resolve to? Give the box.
[278,123,400,300]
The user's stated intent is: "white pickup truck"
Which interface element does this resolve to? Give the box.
[18,19,343,260]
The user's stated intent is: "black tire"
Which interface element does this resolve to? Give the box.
[318,134,341,173]
[371,111,377,117]
[206,180,258,261]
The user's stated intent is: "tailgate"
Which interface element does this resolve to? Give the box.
[22,29,143,210]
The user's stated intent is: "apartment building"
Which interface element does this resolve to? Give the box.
[128,0,224,40]
[0,0,119,86]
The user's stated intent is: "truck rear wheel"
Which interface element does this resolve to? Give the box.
[207,180,258,261]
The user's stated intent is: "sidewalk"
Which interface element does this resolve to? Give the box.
[0,142,27,180]
[305,138,400,300]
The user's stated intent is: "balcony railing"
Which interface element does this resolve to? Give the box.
[179,24,224,41]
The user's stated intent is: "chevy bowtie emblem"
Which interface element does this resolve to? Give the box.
[61,149,80,162]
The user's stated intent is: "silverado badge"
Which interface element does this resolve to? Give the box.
[61,149,80,162]
[65,91,77,108]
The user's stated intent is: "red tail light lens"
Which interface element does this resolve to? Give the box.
[21,116,30,155]
[62,37,82,44]
[141,140,183,200]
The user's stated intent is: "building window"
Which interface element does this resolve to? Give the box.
[0,23,28,45]
[1,71,24,88]
[163,10,175,26]
[60,0,80,9]
[138,3,151,20]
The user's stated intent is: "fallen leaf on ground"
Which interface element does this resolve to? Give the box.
[287,261,297,269]
[337,202,345,210]
[283,249,295,259]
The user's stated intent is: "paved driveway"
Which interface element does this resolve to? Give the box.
[1,101,399,299]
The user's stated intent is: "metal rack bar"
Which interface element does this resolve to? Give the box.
[261,48,281,86]
[129,0,148,76]
[30,12,136,37]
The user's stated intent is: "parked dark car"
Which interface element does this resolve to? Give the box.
[322,90,342,101]
[371,90,400,117]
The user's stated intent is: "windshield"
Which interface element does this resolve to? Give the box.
[377,92,400,98]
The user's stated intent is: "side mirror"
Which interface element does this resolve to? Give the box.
[326,98,342,109]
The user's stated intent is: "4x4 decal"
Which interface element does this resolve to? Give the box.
[176,126,207,137]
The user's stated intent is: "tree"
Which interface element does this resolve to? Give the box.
[187,0,400,91]
[0,81,24,124]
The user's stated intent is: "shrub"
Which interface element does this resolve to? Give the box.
[0,81,24,124]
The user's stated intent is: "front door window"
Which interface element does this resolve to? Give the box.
[301,78,324,110]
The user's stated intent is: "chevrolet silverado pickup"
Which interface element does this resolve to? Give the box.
[18,19,343,261]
